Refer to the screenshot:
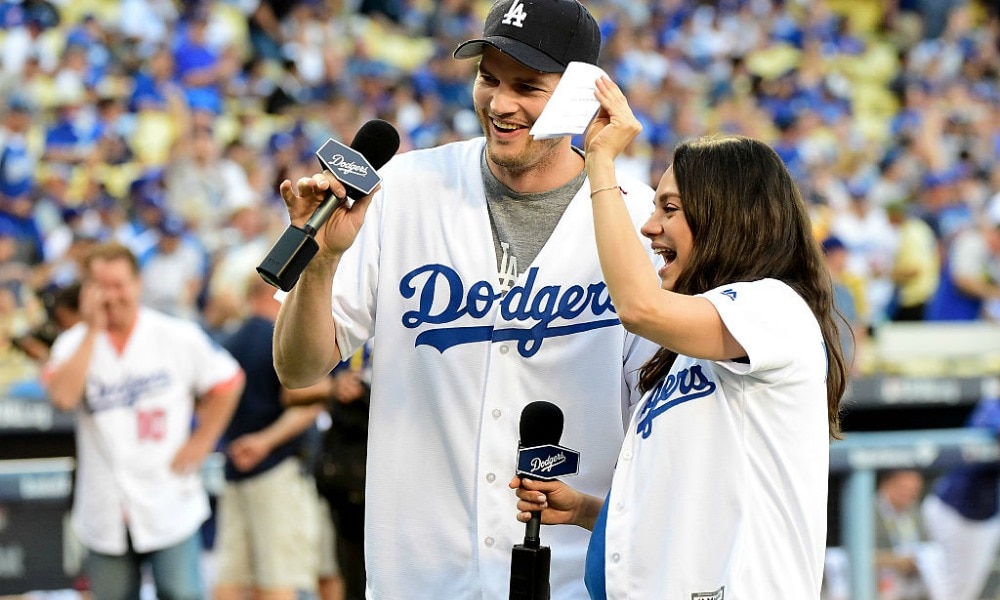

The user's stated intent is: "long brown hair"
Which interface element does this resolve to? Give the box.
[638,135,847,438]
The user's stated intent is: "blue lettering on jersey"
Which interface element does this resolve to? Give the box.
[86,371,172,413]
[721,289,737,301]
[399,264,619,357]
[636,365,716,438]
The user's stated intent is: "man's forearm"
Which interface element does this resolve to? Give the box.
[191,376,244,451]
[273,253,344,388]
[44,329,99,411]
[258,404,325,449]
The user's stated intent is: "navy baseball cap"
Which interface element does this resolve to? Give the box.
[821,236,846,254]
[453,0,601,73]
[159,214,186,237]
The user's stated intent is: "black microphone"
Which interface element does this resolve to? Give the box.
[519,401,563,546]
[510,401,564,600]
[256,119,400,291]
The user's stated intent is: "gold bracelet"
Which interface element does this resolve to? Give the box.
[590,185,620,198]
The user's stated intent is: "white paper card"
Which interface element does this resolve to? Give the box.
[529,61,608,140]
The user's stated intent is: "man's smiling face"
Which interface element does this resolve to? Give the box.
[473,47,564,177]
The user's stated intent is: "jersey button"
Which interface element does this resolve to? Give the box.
[486,473,496,483]
[492,409,502,420]
[622,450,633,460]
[499,345,510,355]
[611,553,621,563]
[485,537,495,547]
[615,502,625,511]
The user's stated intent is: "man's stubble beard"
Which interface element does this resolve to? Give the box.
[484,133,564,178]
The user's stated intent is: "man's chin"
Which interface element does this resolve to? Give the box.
[106,310,136,329]
[486,145,530,172]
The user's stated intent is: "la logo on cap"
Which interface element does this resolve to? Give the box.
[502,0,527,27]
[452,0,601,73]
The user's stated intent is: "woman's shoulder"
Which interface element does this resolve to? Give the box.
[705,278,796,298]
[702,279,814,322]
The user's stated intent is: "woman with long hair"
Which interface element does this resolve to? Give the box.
[511,77,848,599]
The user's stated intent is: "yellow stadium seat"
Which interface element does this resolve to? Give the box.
[131,109,180,166]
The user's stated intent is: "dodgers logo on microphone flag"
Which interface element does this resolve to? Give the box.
[516,444,580,480]
[315,139,382,197]
[256,119,399,291]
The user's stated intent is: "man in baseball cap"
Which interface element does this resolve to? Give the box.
[453,0,601,72]
[447,0,605,184]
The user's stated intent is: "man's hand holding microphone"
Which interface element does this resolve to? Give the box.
[259,120,399,388]
[258,119,400,292]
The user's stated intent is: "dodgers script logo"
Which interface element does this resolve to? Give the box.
[399,264,619,357]
[532,451,566,473]
[517,443,581,480]
[86,371,172,413]
[327,154,370,178]
[636,365,716,438]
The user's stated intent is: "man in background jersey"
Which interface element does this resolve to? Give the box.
[43,242,244,599]
[270,1,657,598]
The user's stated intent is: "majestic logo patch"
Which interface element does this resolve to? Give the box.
[501,0,528,27]
[720,289,737,301]
[692,586,724,600]
[636,364,716,438]
[399,265,619,357]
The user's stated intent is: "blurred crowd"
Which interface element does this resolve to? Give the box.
[1,0,1000,382]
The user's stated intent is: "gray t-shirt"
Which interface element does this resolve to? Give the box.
[481,149,587,294]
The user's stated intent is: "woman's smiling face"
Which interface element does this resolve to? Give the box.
[641,166,693,291]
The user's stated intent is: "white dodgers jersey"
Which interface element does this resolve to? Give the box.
[330,138,657,600]
[601,279,829,599]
